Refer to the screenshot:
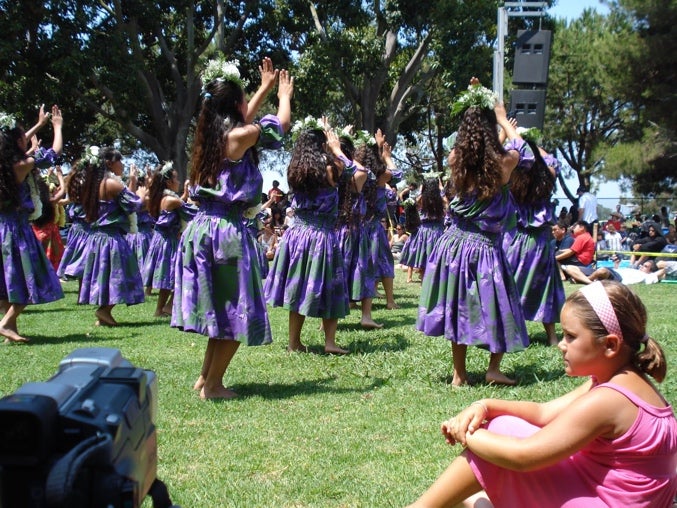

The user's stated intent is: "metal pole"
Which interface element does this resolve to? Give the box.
[493,7,506,102]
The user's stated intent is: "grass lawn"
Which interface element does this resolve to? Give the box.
[1,272,675,507]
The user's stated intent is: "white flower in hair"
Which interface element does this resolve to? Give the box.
[201,57,248,89]
[160,161,174,178]
[0,112,17,130]
[290,116,325,142]
[84,145,101,166]
[451,84,498,116]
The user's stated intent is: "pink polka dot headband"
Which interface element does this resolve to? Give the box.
[579,282,624,341]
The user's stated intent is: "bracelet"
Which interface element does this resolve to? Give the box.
[471,400,488,417]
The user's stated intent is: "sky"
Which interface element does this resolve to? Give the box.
[263,0,624,207]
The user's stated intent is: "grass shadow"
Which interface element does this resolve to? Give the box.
[211,377,389,401]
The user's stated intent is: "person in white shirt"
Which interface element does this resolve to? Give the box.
[577,185,598,228]
[604,224,623,252]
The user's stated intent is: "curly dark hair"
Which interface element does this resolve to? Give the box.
[509,140,555,205]
[287,129,334,193]
[147,164,175,219]
[420,178,445,220]
[65,159,89,205]
[81,147,122,223]
[447,106,505,201]
[0,126,27,211]
[190,79,250,188]
[402,198,421,235]
[354,144,386,218]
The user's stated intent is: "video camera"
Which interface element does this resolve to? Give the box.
[0,348,177,508]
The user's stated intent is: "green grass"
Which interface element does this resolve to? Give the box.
[1,273,676,507]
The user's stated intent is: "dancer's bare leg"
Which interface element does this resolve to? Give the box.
[406,266,414,283]
[154,289,172,316]
[486,352,516,386]
[543,322,558,346]
[288,311,307,352]
[406,452,485,508]
[382,277,398,309]
[200,339,240,400]
[360,298,383,329]
[451,342,468,386]
[0,304,29,343]
[193,338,215,390]
[0,299,9,315]
[322,317,348,354]
[95,304,117,326]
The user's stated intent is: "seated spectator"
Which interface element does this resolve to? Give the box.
[596,231,609,260]
[550,221,573,252]
[665,224,676,244]
[630,221,667,268]
[606,210,623,232]
[564,256,659,285]
[283,207,295,228]
[604,223,623,252]
[656,260,677,281]
[556,220,595,281]
[390,223,409,262]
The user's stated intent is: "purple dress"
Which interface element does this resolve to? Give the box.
[78,187,145,305]
[127,210,155,269]
[143,202,196,291]
[399,211,445,269]
[0,179,64,305]
[57,203,90,279]
[417,186,529,352]
[336,167,376,301]
[503,147,565,323]
[364,185,395,279]
[265,186,349,319]
[172,115,283,343]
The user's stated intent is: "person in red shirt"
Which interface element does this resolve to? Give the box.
[556,220,595,282]
[267,179,285,204]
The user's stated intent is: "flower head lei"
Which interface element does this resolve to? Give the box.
[450,84,498,117]
[201,57,248,96]
[516,126,543,146]
[353,130,377,148]
[159,161,174,179]
[290,115,325,143]
[82,145,101,167]
[0,111,17,131]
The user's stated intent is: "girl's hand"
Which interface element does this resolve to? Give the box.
[382,141,392,159]
[440,402,488,447]
[277,69,294,100]
[50,105,63,128]
[325,129,341,156]
[38,104,49,126]
[375,128,385,148]
[259,57,278,92]
[494,102,508,121]
[469,76,481,86]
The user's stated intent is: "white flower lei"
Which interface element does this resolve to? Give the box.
[83,145,101,166]
[201,57,248,90]
[0,112,17,130]
[27,172,43,221]
[450,84,498,117]
[290,115,325,143]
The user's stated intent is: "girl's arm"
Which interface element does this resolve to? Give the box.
[275,69,294,133]
[462,387,623,471]
[22,104,50,141]
[245,57,278,124]
[160,195,183,212]
[50,166,66,202]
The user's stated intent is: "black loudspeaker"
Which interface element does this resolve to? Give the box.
[513,30,552,85]
[509,89,546,129]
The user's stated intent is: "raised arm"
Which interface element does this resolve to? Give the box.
[245,57,278,124]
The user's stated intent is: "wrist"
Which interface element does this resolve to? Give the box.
[471,400,489,418]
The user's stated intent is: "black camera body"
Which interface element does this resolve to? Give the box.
[0,348,159,508]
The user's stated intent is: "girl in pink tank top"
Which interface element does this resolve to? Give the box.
[408,280,677,508]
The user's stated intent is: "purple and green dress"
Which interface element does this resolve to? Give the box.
[503,147,565,324]
[399,210,445,270]
[0,179,64,305]
[336,166,376,301]
[417,186,529,352]
[143,201,197,291]
[172,115,283,344]
[57,203,90,279]
[265,185,349,319]
[78,187,145,306]
[363,183,396,280]
[127,209,155,270]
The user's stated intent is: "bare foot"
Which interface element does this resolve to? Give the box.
[386,301,399,310]
[451,375,468,387]
[485,371,516,386]
[0,327,30,343]
[324,345,349,355]
[193,375,205,391]
[375,291,385,299]
[95,309,118,326]
[200,385,238,400]
[349,301,359,309]
[154,310,172,317]
[360,319,383,330]
[406,279,413,283]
